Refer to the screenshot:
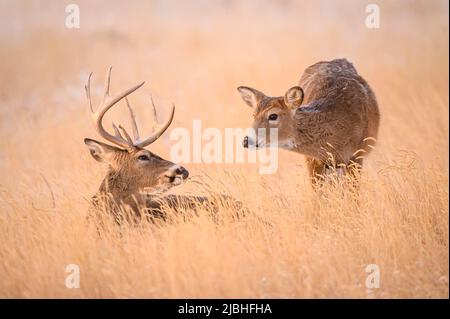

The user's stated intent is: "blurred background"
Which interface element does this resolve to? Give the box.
[0,0,448,298]
[0,0,448,165]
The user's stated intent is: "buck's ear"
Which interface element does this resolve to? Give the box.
[84,138,119,164]
[284,86,304,109]
[237,86,265,109]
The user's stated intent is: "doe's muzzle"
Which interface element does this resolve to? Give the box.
[243,136,258,148]
[243,136,249,148]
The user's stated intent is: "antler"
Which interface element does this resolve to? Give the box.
[85,67,175,150]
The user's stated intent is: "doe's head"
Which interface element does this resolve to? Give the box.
[237,86,304,149]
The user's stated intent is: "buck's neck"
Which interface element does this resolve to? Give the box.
[97,167,140,204]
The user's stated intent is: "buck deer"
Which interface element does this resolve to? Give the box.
[238,59,380,186]
[84,68,231,223]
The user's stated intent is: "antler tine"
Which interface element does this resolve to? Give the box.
[85,72,94,113]
[149,94,159,132]
[112,122,125,140]
[118,125,134,145]
[125,97,140,142]
[103,66,112,100]
[135,102,175,148]
[87,68,145,149]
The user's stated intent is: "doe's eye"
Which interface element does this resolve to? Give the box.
[137,155,150,161]
[268,113,278,121]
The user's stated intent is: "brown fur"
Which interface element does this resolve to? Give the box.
[85,138,193,221]
[85,141,244,223]
[239,58,380,185]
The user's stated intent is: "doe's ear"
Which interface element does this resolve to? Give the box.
[284,86,304,109]
[237,86,265,109]
[84,138,120,164]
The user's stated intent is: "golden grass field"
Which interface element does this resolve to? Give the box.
[0,0,448,298]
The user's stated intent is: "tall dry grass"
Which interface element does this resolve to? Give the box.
[0,0,448,298]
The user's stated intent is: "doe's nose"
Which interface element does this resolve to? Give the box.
[243,136,249,148]
[243,136,258,148]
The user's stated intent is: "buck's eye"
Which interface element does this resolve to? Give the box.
[268,113,278,121]
[137,155,150,161]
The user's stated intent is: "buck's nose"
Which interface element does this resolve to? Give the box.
[176,166,189,179]
[165,165,189,185]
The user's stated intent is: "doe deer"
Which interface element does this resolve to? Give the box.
[84,68,227,223]
[238,59,380,186]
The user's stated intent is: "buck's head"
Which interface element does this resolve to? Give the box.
[237,86,304,149]
[84,68,188,197]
